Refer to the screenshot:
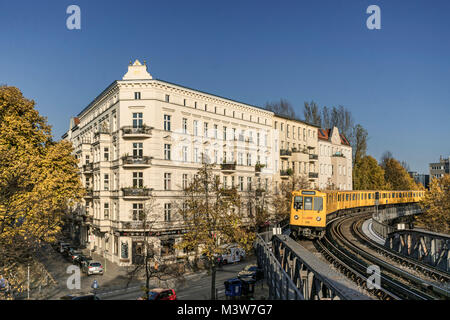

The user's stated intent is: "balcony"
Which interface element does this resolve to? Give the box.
[280,149,292,158]
[82,163,93,173]
[309,154,318,161]
[122,156,152,168]
[280,169,293,178]
[120,221,148,230]
[121,126,152,139]
[122,187,153,199]
[255,189,265,197]
[255,163,265,174]
[309,172,318,179]
[84,189,93,198]
[220,162,236,172]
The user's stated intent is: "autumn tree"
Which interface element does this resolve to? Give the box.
[352,155,387,190]
[243,179,272,232]
[176,161,254,300]
[380,153,418,190]
[264,99,297,119]
[273,174,310,221]
[352,124,368,167]
[303,101,321,126]
[125,196,184,299]
[415,175,450,234]
[0,86,83,297]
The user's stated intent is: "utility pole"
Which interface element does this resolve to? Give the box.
[27,264,30,300]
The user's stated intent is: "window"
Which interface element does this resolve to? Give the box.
[182,174,188,190]
[183,99,186,106]
[247,177,252,191]
[104,147,109,161]
[182,118,188,134]
[214,150,218,163]
[133,143,143,158]
[238,153,243,165]
[134,92,141,100]
[214,124,218,139]
[133,172,143,188]
[304,197,313,210]
[194,102,197,109]
[164,144,171,160]
[205,104,207,111]
[164,203,171,222]
[204,122,208,137]
[165,94,170,102]
[164,173,171,190]
[103,203,109,219]
[257,133,260,146]
[182,146,188,162]
[223,176,227,188]
[132,203,144,221]
[132,113,143,128]
[239,177,244,191]
[104,174,109,190]
[85,155,90,164]
[193,120,198,136]
[247,153,252,166]
[164,114,171,131]
[223,126,227,140]
[194,148,199,163]
[293,196,303,210]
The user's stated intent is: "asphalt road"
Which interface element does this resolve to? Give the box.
[102,258,257,300]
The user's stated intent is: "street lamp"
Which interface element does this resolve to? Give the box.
[91,280,99,298]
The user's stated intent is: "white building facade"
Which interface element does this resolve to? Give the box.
[64,60,277,266]
[318,127,353,190]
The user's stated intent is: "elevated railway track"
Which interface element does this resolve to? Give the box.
[314,212,449,300]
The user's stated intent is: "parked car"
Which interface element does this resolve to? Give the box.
[75,255,92,268]
[138,288,176,300]
[219,244,246,264]
[60,293,100,300]
[59,243,71,254]
[70,250,83,264]
[238,264,264,281]
[82,261,104,276]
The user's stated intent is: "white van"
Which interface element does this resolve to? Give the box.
[219,245,246,264]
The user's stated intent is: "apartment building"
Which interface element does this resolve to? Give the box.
[63,60,276,266]
[317,127,352,190]
[272,114,320,189]
[429,156,449,179]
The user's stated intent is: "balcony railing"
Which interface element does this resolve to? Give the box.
[121,126,152,137]
[220,162,236,171]
[280,169,293,177]
[122,156,152,166]
[82,163,93,172]
[85,189,93,197]
[309,172,318,178]
[122,187,153,197]
[280,149,292,157]
[309,154,318,160]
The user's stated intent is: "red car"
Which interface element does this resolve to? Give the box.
[139,288,177,300]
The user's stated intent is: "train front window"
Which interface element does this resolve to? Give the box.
[313,197,323,211]
[304,197,313,210]
[293,196,303,210]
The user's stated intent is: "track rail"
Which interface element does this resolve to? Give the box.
[352,217,450,288]
[315,213,450,300]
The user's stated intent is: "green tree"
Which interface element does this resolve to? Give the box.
[176,161,254,300]
[0,86,84,297]
[416,175,450,234]
[381,156,418,190]
[353,155,387,190]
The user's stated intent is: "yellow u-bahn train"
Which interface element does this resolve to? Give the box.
[289,189,425,239]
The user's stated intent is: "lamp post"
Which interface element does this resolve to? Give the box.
[91,280,99,298]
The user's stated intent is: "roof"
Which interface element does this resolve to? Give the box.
[273,113,321,128]
[318,128,351,146]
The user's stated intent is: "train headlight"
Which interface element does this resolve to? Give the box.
[316,217,322,221]
[294,215,299,220]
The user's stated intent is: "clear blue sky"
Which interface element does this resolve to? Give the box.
[1,0,449,173]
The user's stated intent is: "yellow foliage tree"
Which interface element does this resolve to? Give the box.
[0,86,83,297]
[416,175,450,234]
[176,160,254,300]
[353,155,388,190]
[382,157,419,190]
